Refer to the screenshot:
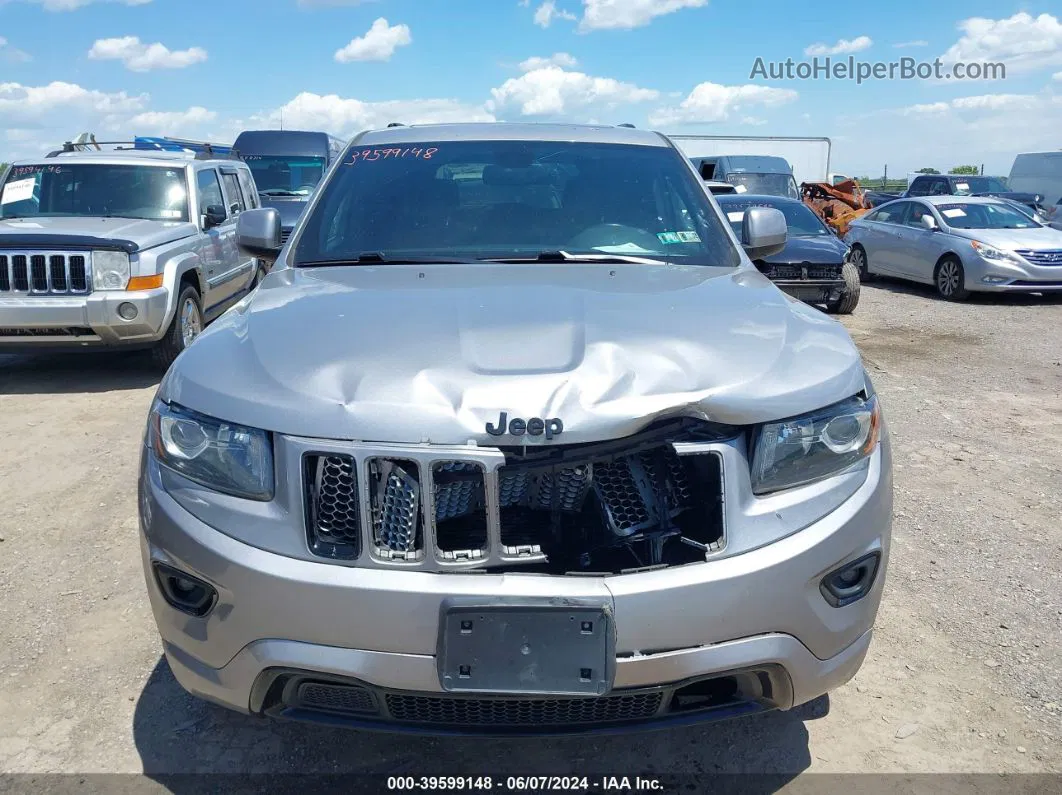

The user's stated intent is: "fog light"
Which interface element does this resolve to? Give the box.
[820,552,880,608]
[117,302,138,320]
[981,276,1009,284]
[153,562,217,617]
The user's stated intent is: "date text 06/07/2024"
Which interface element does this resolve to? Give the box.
[386,777,666,791]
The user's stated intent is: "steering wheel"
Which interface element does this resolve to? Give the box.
[567,223,661,251]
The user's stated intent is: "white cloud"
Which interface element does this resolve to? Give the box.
[518,53,578,71]
[334,17,411,63]
[893,40,928,48]
[261,92,494,135]
[837,91,1062,176]
[0,81,147,122]
[740,116,766,126]
[0,81,152,159]
[1054,71,1062,81]
[88,36,207,71]
[128,106,217,133]
[649,81,797,126]
[804,35,872,57]
[533,0,575,27]
[900,102,950,116]
[941,12,1062,74]
[14,0,150,10]
[578,0,707,31]
[0,36,31,63]
[487,65,659,117]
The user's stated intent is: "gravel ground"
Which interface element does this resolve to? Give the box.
[0,278,1060,784]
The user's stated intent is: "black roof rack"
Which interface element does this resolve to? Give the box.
[617,123,636,128]
[387,122,405,128]
[45,137,241,161]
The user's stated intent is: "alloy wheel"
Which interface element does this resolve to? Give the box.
[180,297,202,349]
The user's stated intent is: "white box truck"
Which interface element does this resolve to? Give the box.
[667,135,848,187]
[1009,151,1062,207]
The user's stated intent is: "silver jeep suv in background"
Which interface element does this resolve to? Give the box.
[0,141,264,366]
[139,123,893,734]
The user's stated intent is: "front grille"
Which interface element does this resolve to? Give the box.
[297,682,378,715]
[266,667,777,732]
[0,326,95,338]
[761,263,841,280]
[384,692,663,727]
[1014,249,1062,266]
[0,251,91,294]
[302,421,728,571]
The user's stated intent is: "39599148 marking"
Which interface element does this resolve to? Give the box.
[386,777,495,790]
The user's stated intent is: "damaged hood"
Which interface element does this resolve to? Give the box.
[162,262,868,444]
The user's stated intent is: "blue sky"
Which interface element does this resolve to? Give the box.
[2,0,1061,175]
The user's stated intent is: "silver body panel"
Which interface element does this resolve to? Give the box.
[845,196,1062,292]
[0,156,260,351]
[138,122,894,731]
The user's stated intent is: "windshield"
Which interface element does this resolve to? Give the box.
[294,140,740,267]
[717,197,830,237]
[243,155,326,196]
[952,176,1009,195]
[725,172,800,200]
[0,163,189,221]
[936,202,1041,230]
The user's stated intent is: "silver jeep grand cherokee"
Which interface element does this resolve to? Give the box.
[138,123,893,735]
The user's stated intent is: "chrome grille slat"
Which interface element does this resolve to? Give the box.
[0,250,92,295]
[302,438,725,570]
[1014,248,1062,267]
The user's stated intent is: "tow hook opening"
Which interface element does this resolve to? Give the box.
[153,562,217,617]
[820,551,880,608]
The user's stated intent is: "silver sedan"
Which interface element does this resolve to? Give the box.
[844,195,1062,300]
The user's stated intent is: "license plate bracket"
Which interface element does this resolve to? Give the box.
[437,599,615,696]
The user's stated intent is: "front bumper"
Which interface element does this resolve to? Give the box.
[0,288,169,350]
[769,279,846,304]
[965,254,1062,293]
[139,439,892,734]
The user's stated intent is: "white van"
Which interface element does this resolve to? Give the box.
[1009,152,1062,207]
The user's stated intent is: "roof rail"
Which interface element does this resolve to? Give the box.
[617,123,636,128]
[46,135,240,160]
[387,122,405,128]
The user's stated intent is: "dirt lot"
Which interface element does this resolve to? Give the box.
[0,278,1060,785]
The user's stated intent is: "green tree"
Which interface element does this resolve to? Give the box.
[949,165,980,175]
[915,167,940,174]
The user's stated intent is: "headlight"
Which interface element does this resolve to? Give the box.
[149,401,273,500]
[92,250,131,290]
[970,240,1021,264]
[752,395,880,495]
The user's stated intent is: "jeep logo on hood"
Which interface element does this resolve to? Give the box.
[485,412,563,440]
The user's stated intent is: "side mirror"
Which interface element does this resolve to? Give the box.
[920,214,938,231]
[741,206,787,259]
[237,208,283,263]
[203,205,227,229]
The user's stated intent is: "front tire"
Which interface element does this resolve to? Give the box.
[152,284,202,369]
[827,261,861,314]
[935,256,970,302]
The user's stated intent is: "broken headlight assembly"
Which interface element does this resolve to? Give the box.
[751,394,880,495]
[149,401,274,501]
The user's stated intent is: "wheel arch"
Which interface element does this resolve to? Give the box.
[157,253,206,334]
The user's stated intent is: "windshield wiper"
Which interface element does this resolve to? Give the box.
[259,189,305,197]
[299,252,478,266]
[480,250,668,265]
